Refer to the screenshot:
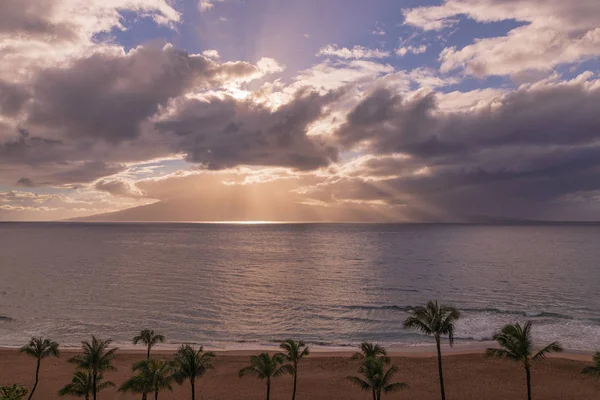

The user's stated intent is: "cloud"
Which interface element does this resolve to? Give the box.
[404,0,600,76]
[94,178,146,198]
[329,73,600,220]
[202,49,221,60]
[199,0,225,12]
[317,45,391,60]
[396,45,427,57]
[155,88,342,170]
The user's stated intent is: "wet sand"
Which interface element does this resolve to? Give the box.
[1,348,598,399]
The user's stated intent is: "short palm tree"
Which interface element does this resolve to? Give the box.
[351,342,390,364]
[172,345,216,400]
[581,351,600,378]
[486,321,563,400]
[59,371,114,400]
[133,330,165,360]
[20,336,60,400]
[0,384,28,400]
[403,300,460,400]
[347,356,408,400]
[68,336,118,400]
[277,340,309,400]
[120,359,174,400]
[239,352,294,400]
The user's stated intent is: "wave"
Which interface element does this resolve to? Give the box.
[342,305,583,321]
[0,316,13,322]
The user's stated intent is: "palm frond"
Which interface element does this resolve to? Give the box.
[384,382,408,393]
[346,376,371,391]
[533,341,563,361]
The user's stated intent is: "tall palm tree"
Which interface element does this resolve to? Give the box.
[486,321,563,400]
[120,359,174,400]
[133,330,165,360]
[277,340,309,400]
[581,351,600,378]
[68,336,118,400]
[350,342,390,364]
[403,300,460,400]
[239,352,294,400]
[59,371,114,400]
[20,336,60,400]
[347,357,408,400]
[172,345,216,400]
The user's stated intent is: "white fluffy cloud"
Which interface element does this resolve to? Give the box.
[404,0,600,76]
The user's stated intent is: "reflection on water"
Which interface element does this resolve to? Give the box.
[0,222,599,350]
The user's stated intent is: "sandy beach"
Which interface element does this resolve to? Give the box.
[1,348,598,399]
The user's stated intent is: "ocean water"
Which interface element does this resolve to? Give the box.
[0,222,599,351]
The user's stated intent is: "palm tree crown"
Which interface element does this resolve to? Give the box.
[20,336,60,400]
[120,359,174,400]
[239,352,294,400]
[486,321,563,364]
[581,351,600,378]
[347,357,408,400]
[59,371,114,399]
[68,336,118,400]
[403,301,461,343]
[351,342,390,364]
[133,330,165,359]
[486,321,563,400]
[172,345,216,400]
[20,336,60,360]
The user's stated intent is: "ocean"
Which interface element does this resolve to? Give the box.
[0,222,599,351]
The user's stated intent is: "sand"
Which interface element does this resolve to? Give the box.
[1,348,599,399]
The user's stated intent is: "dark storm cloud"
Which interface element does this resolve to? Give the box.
[25,44,258,143]
[325,78,600,220]
[156,89,341,170]
[0,129,64,165]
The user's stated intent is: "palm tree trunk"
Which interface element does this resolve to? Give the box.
[372,388,376,400]
[142,393,147,400]
[436,336,446,400]
[27,358,40,400]
[266,379,271,400]
[154,390,158,400]
[525,365,532,400]
[93,371,97,400]
[292,363,297,400]
[377,389,382,400]
[147,344,151,360]
[191,379,195,400]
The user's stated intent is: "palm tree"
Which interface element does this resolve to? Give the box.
[350,342,390,364]
[133,330,165,360]
[68,336,118,400]
[486,321,563,400]
[59,371,114,400]
[0,384,28,400]
[120,359,174,400]
[403,300,460,400]
[277,340,309,400]
[20,336,60,400]
[172,345,216,400]
[347,357,408,400]
[581,351,600,378]
[239,352,294,400]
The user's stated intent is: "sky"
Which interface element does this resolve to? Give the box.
[2,0,600,222]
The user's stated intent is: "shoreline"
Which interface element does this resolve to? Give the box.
[1,343,594,361]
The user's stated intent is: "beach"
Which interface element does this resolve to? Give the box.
[1,348,598,399]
